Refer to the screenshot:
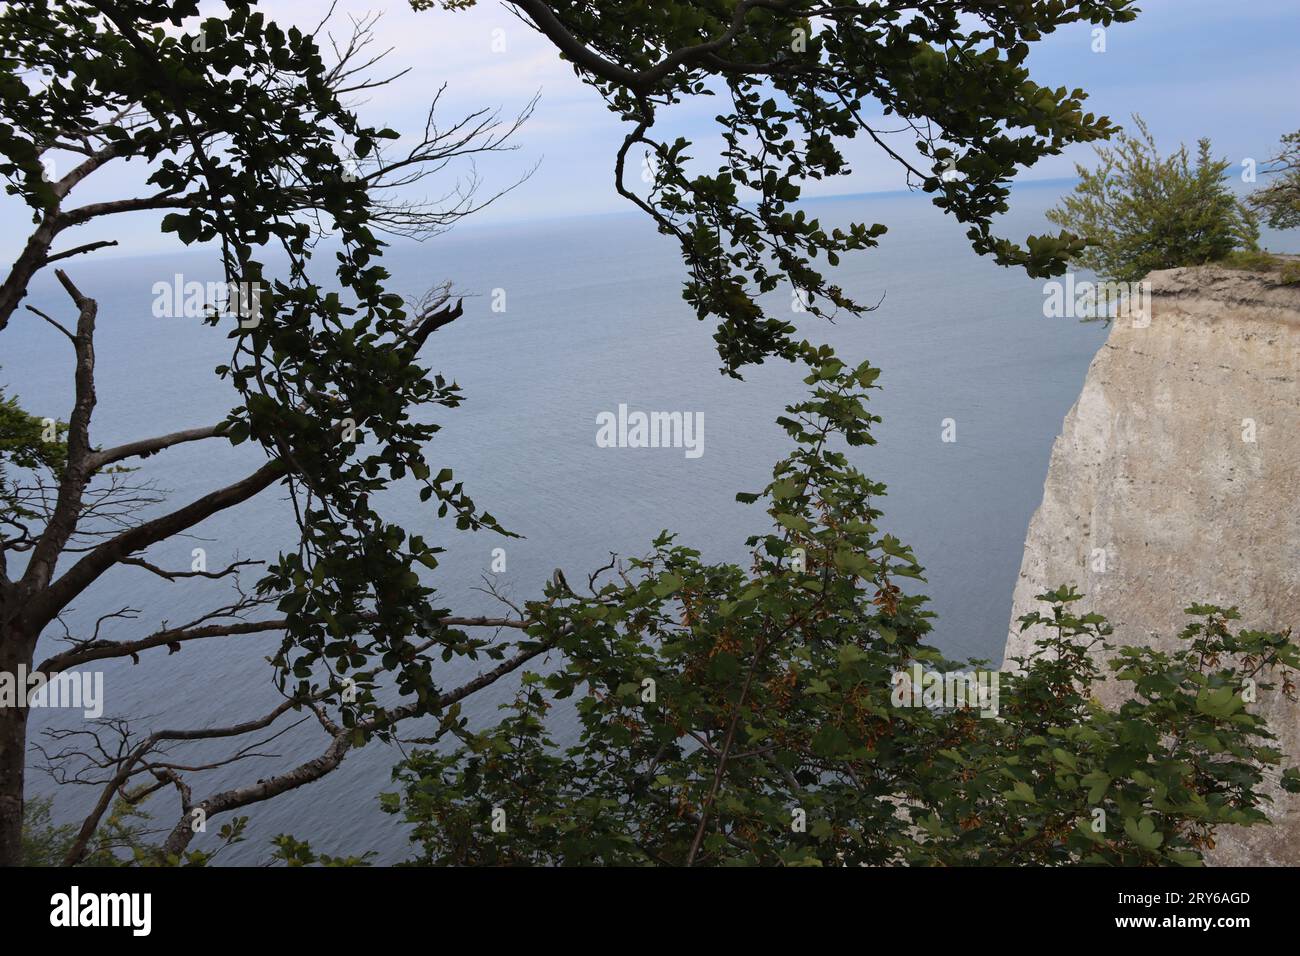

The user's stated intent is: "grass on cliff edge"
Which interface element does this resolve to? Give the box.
[1218,249,1300,285]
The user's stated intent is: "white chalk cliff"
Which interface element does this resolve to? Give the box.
[1004,264,1300,865]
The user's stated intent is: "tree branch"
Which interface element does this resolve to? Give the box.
[156,632,560,857]
[22,459,287,634]
[18,271,99,610]
[506,0,796,92]
[88,423,228,471]
[36,612,529,676]
[42,240,120,266]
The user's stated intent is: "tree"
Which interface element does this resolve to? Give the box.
[1046,115,1260,284]
[0,0,536,865]
[4,0,1291,869]
[1249,130,1300,230]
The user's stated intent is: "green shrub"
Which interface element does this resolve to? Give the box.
[21,795,151,866]
[1048,116,1259,283]
[381,363,1300,867]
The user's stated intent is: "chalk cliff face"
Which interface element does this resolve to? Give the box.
[1004,265,1300,866]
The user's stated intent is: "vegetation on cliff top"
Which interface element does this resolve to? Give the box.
[1047,116,1261,284]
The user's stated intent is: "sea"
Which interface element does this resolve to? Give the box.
[8,181,1282,863]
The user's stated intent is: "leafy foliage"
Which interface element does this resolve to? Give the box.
[1047,116,1260,283]
[425,0,1138,374]
[268,834,374,867]
[1248,129,1300,231]
[0,385,67,561]
[1,0,513,730]
[21,795,152,866]
[0,386,65,476]
[0,0,537,864]
[386,364,1299,866]
[7,1,1296,868]
[1,383,66,510]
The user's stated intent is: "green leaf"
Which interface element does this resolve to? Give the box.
[652,573,684,597]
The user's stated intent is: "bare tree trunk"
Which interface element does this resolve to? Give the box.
[0,632,30,867]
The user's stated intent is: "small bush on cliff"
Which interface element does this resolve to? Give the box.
[1048,116,1259,283]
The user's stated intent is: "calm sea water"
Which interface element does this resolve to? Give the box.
[7,183,1114,862]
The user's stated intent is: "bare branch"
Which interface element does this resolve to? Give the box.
[23,304,76,343]
[156,631,563,857]
[42,239,119,265]
[56,191,195,229]
[88,423,228,471]
[18,271,99,608]
[119,556,264,582]
[22,459,287,634]
[36,609,528,676]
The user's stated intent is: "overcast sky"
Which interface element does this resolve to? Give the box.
[8,0,1298,261]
